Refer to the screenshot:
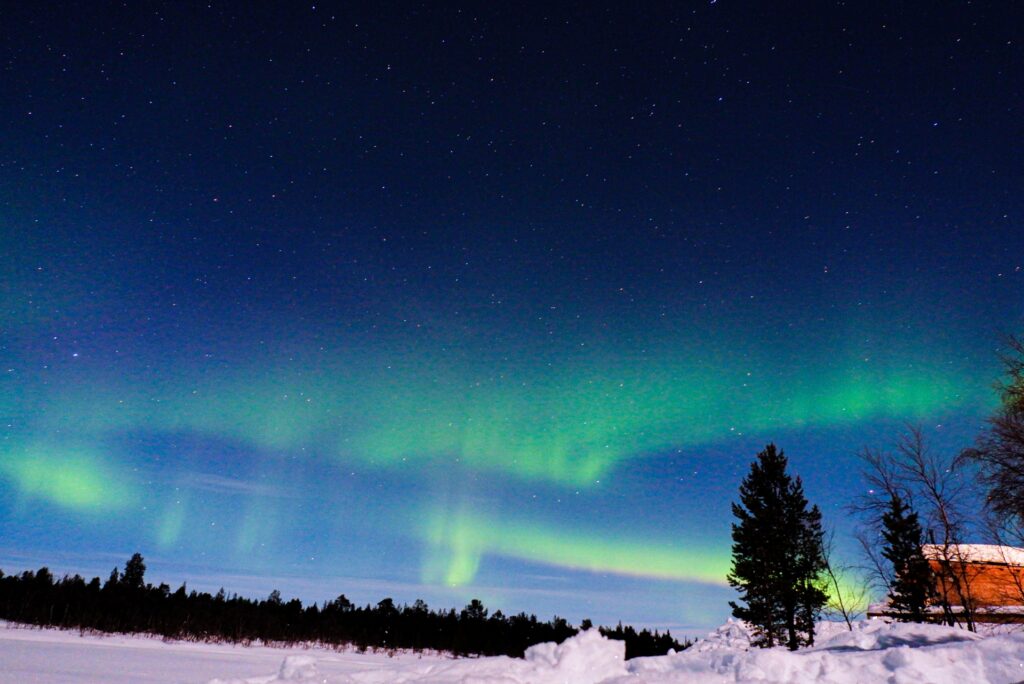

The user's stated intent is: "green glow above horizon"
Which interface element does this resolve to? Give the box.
[156,496,188,548]
[3,320,994,609]
[352,358,975,486]
[20,345,986,489]
[422,506,732,586]
[0,317,1006,637]
[0,444,136,512]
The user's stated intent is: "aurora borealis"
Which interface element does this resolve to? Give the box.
[2,2,1022,633]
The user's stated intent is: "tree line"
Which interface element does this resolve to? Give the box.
[727,334,1024,648]
[0,554,689,659]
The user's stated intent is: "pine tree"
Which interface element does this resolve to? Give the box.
[729,444,828,650]
[881,495,934,621]
[462,598,488,620]
[122,553,146,590]
[792,501,828,645]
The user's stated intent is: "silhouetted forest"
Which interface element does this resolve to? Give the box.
[0,554,690,659]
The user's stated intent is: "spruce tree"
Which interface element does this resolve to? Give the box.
[792,501,828,645]
[122,553,146,590]
[729,443,828,650]
[880,495,933,621]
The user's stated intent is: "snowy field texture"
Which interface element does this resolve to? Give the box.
[3,619,1024,684]
[0,622,448,684]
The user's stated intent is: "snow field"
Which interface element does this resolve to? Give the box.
[3,618,1024,683]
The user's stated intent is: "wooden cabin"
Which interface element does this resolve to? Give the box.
[869,544,1024,623]
[923,544,1024,615]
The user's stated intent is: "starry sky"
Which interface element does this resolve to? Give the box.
[1,2,1022,634]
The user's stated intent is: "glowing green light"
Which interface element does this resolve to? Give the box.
[156,496,188,548]
[352,360,976,486]
[235,499,279,555]
[423,506,731,586]
[29,343,986,489]
[0,443,136,511]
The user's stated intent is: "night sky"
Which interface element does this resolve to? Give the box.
[2,2,1022,634]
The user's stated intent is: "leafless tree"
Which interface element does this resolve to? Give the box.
[853,527,893,599]
[960,334,1024,527]
[851,444,910,602]
[821,529,869,630]
[853,426,980,630]
[897,428,979,630]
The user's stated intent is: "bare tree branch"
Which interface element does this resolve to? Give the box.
[821,529,868,629]
[854,426,981,631]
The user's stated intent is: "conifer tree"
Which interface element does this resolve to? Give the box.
[881,495,933,621]
[123,553,146,590]
[103,567,119,590]
[729,444,828,650]
[462,598,488,620]
[792,501,829,644]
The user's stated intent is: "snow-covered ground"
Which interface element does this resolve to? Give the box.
[0,623,446,684]
[3,618,1023,683]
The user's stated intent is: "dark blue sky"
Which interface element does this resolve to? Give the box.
[1,1,1022,634]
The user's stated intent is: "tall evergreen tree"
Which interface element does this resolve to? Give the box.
[122,553,146,590]
[880,495,933,621]
[792,501,828,645]
[729,444,828,650]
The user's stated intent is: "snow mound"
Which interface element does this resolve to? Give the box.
[524,628,627,680]
[611,619,1024,684]
[818,619,981,652]
[207,654,321,684]
[278,655,319,680]
[352,629,626,683]
[689,618,753,653]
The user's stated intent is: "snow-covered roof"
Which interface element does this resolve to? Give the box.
[921,544,1024,566]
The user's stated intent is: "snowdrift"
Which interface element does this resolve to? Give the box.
[208,619,1024,684]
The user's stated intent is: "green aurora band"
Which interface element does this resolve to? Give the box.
[17,350,982,488]
[423,506,732,587]
[0,443,137,512]
[1,339,992,588]
[423,506,868,611]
